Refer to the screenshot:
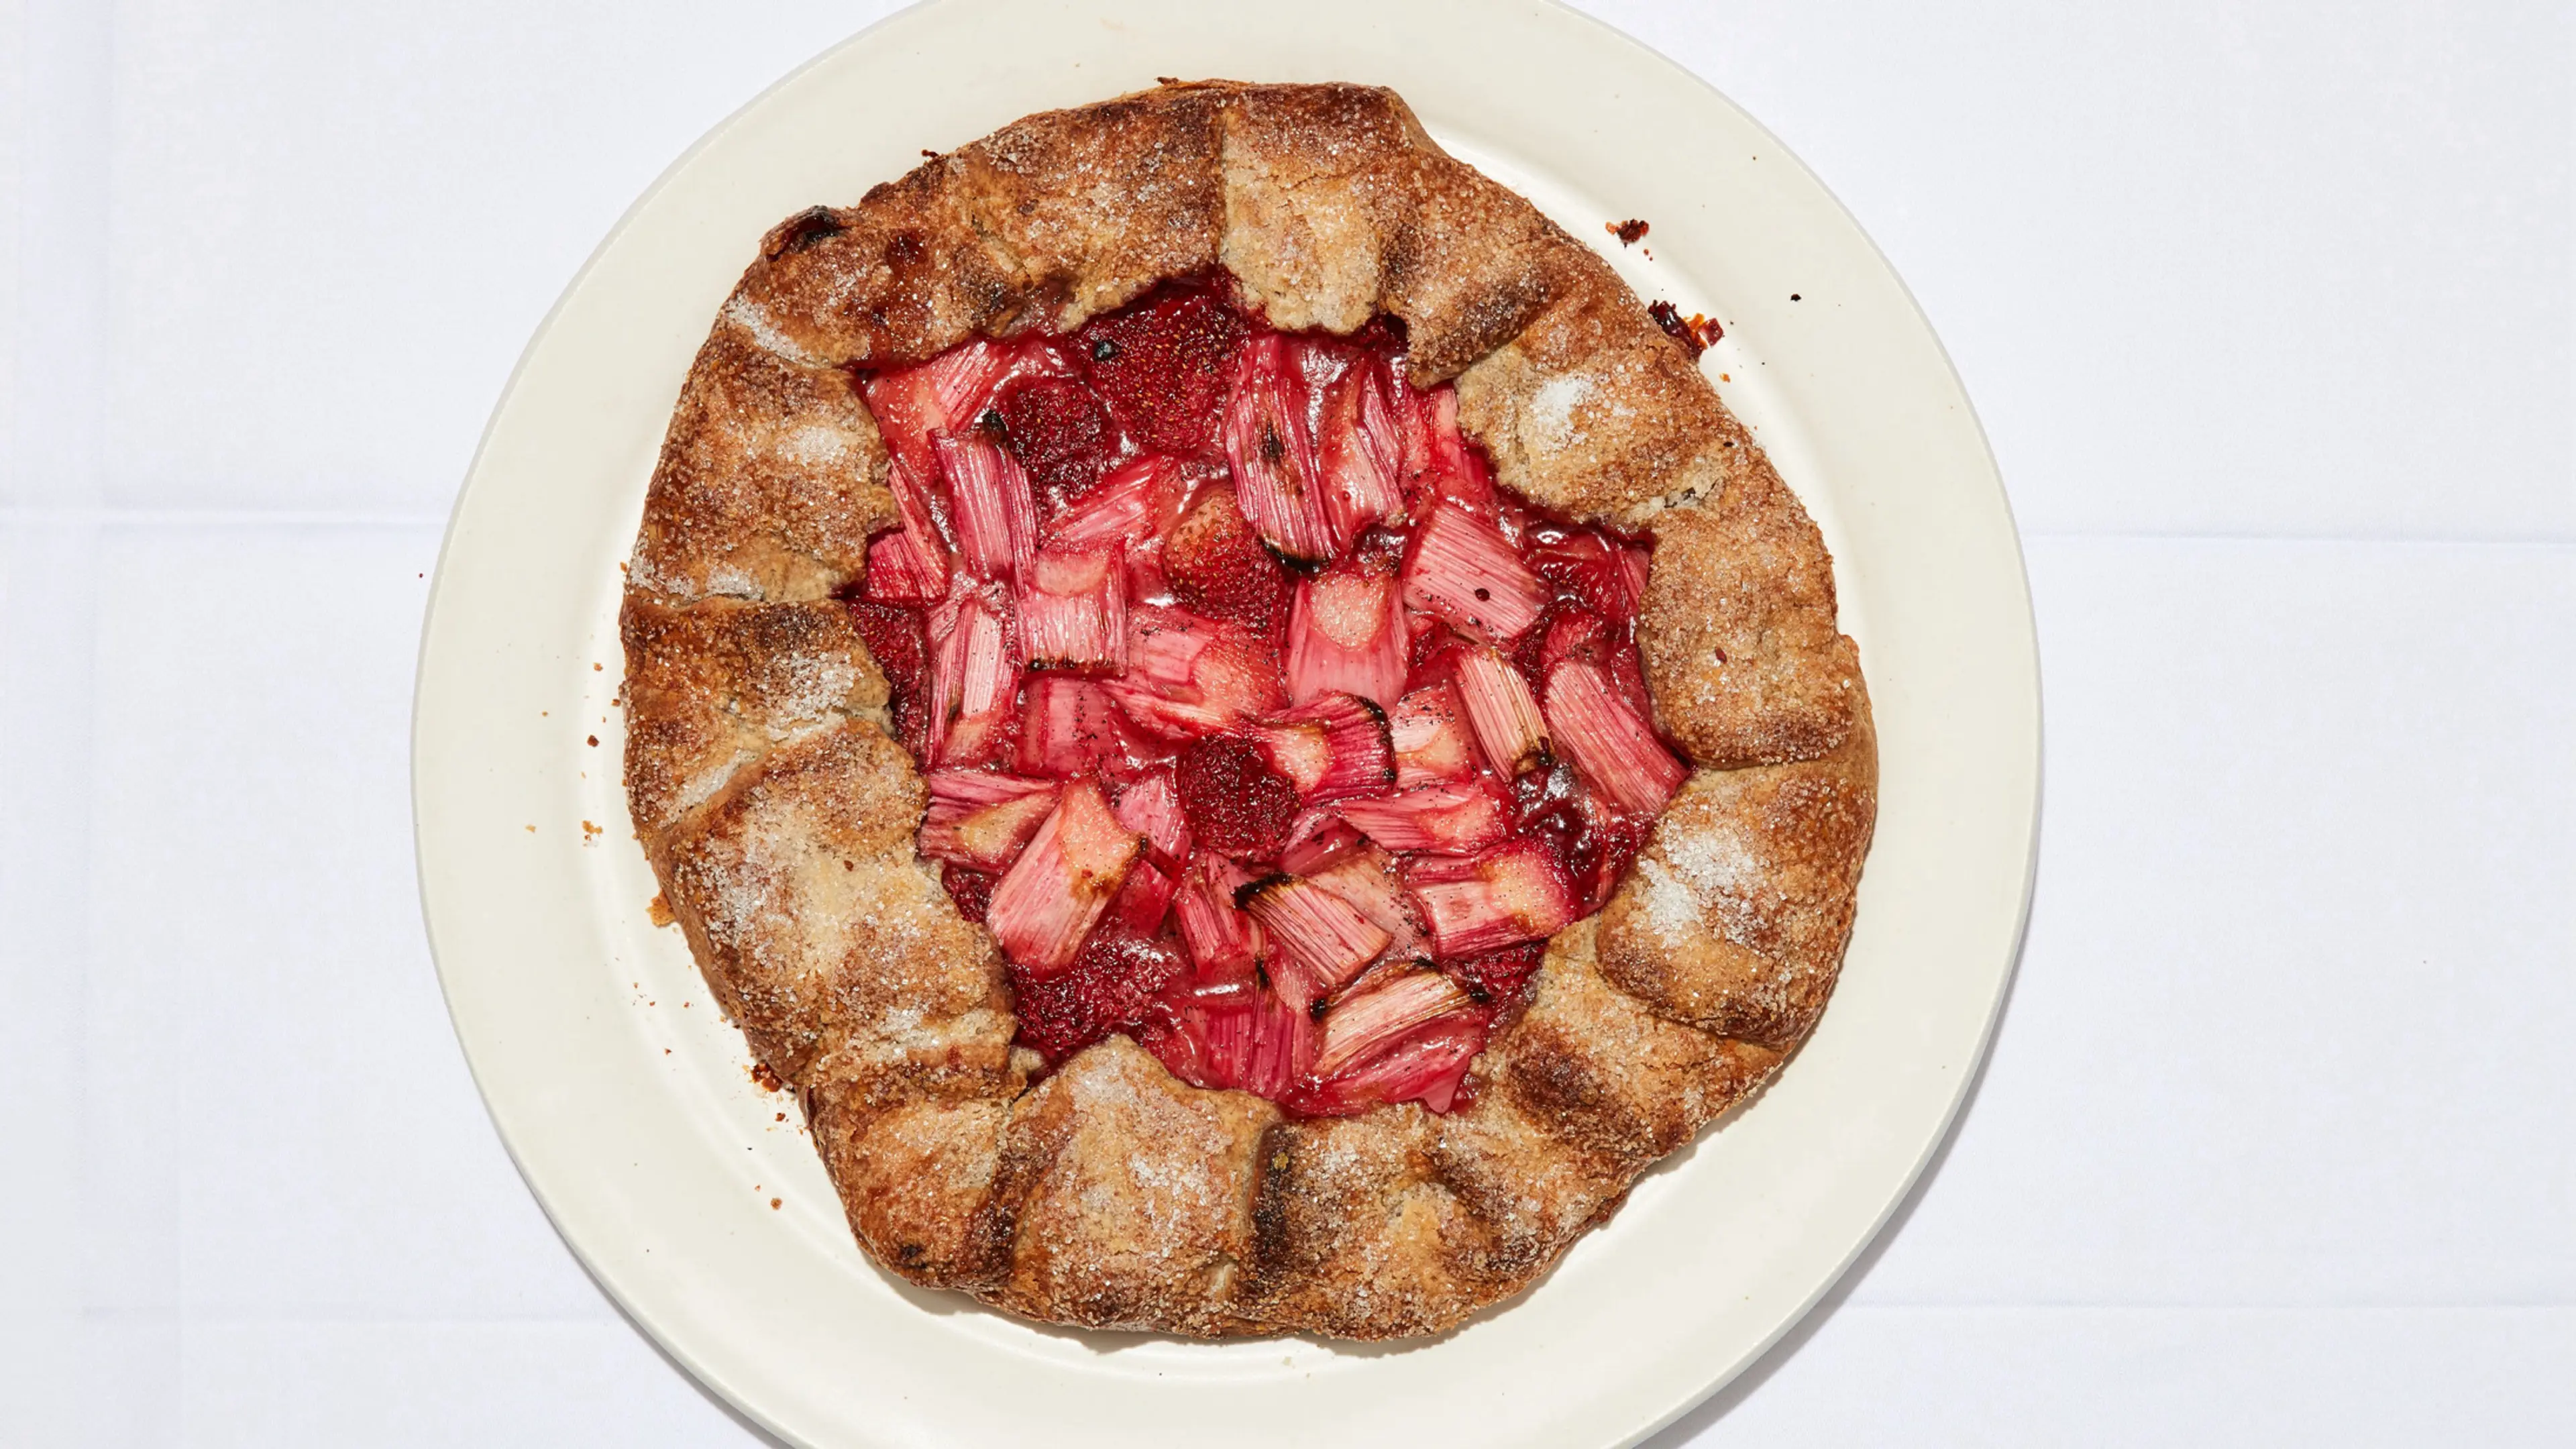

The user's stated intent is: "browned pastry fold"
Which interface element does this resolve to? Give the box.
[621,80,1876,1339]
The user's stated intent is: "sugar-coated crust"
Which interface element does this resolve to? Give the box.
[620,80,1876,1339]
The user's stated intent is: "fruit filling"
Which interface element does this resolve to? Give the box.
[845,279,1683,1118]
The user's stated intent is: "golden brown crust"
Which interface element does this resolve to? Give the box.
[619,80,1876,1340]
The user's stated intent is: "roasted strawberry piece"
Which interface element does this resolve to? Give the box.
[1285,559,1405,709]
[1110,767,1191,871]
[934,433,1038,584]
[1108,857,1179,933]
[1336,779,1513,856]
[1454,645,1550,776]
[941,865,996,924]
[1014,544,1126,674]
[1222,334,1336,566]
[1173,854,1264,981]
[1404,838,1578,958]
[1402,501,1548,645]
[1015,676,1149,780]
[1173,735,1300,859]
[925,584,1019,767]
[1009,921,1187,1063]
[1076,284,1247,458]
[986,778,1144,975]
[918,771,1059,871]
[1044,453,1187,554]
[1248,692,1395,805]
[1238,874,1392,1010]
[1315,352,1406,546]
[1106,605,1288,738]
[1544,659,1686,814]
[1389,681,1485,787]
[1447,940,1545,1008]
[1163,484,1291,635]
[1142,982,1315,1098]
[992,374,1115,506]
[1289,992,1487,1117]
[844,599,932,756]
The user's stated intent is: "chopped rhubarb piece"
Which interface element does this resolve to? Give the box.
[985,778,1143,975]
[1163,484,1291,634]
[1454,646,1550,775]
[1336,779,1512,856]
[1405,838,1579,957]
[1285,561,1405,709]
[1044,453,1185,553]
[861,527,939,604]
[1009,922,1186,1063]
[925,586,1019,767]
[1238,875,1391,1008]
[1316,356,1406,546]
[1109,857,1179,933]
[1110,769,1191,870]
[1173,855,1264,981]
[864,339,1019,482]
[919,771,1059,871]
[1544,659,1686,814]
[1014,676,1148,779]
[1401,502,1547,645]
[1143,983,1315,1098]
[1279,808,1368,876]
[845,600,932,757]
[1075,284,1248,458]
[1173,735,1300,859]
[934,431,1038,584]
[1014,545,1126,674]
[1289,1007,1487,1116]
[1106,606,1287,738]
[1222,334,1335,566]
[1311,968,1475,1076]
[1396,384,1498,518]
[992,373,1114,504]
[1248,692,1395,804]
[1307,846,1427,961]
[1389,682,1485,786]
[883,455,954,598]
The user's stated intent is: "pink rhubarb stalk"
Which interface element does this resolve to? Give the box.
[1238,874,1391,1010]
[1403,839,1578,957]
[1221,334,1334,566]
[918,771,1059,871]
[1335,779,1513,856]
[1248,692,1395,805]
[1316,357,1405,546]
[1111,769,1191,870]
[1014,544,1126,674]
[1312,968,1476,1077]
[1389,682,1485,787]
[934,431,1037,584]
[1285,563,1406,710]
[1454,647,1550,775]
[1044,453,1186,553]
[926,585,1020,767]
[1544,659,1686,814]
[1401,501,1548,645]
[1173,855,1264,981]
[985,778,1143,975]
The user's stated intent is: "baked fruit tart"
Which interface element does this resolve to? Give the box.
[619,80,1874,1339]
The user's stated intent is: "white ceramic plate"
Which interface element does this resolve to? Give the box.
[413,1,2039,1444]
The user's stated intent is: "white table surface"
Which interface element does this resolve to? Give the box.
[2,1,2568,1442]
